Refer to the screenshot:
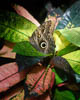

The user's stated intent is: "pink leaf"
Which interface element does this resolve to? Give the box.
[12,4,40,27]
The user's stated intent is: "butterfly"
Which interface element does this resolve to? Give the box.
[29,20,55,55]
[16,20,56,71]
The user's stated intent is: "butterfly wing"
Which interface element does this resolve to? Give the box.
[30,20,55,55]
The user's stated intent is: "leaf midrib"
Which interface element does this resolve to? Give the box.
[0,23,29,37]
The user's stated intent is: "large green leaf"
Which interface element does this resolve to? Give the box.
[62,50,80,74]
[0,11,37,42]
[54,0,80,53]
[53,89,75,100]
[53,31,70,52]
[57,44,78,56]
[13,41,52,57]
[57,27,80,47]
[56,0,80,29]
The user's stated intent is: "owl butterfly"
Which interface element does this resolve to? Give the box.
[29,20,56,55]
[16,20,56,71]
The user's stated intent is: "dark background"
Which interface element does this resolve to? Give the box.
[0,0,77,22]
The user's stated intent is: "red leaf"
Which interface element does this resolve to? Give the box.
[0,41,16,58]
[12,4,40,27]
[25,64,55,96]
[0,62,29,92]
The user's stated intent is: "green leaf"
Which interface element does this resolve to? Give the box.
[53,31,70,52]
[57,44,78,56]
[54,0,80,54]
[57,27,80,47]
[13,41,52,57]
[56,0,80,29]
[62,50,80,74]
[52,68,63,85]
[53,89,75,100]
[0,11,37,42]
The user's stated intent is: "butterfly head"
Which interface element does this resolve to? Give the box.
[29,20,56,55]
